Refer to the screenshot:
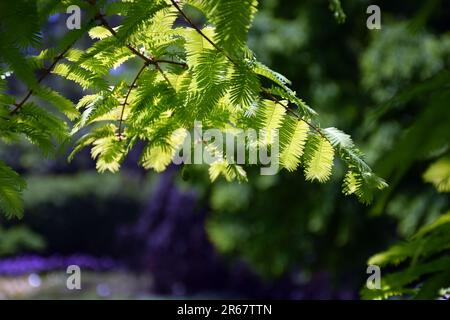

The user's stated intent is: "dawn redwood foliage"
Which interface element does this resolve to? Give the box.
[0,0,386,218]
[361,210,450,300]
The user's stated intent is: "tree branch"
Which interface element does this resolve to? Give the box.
[96,14,188,70]
[95,14,182,87]
[262,89,329,142]
[170,0,235,64]
[154,62,173,87]
[117,62,149,139]
[9,15,99,116]
[10,45,73,115]
[170,0,328,142]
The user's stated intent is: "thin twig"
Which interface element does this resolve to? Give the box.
[262,89,329,142]
[10,16,99,116]
[170,0,235,64]
[170,0,328,142]
[94,1,328,144]
[117,62,149,139]
[156,59,188,68]
[154,62,173,87]
[96,13,182,87]
[10,45,73,115]
[96,14,188,69]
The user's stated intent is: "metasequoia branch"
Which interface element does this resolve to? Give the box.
[261,89,328,141]
[117,62,149,139]
[10,44,74,115]
[95,14,187,70]
[170,0,235,64]
[170,0,330,142]
[9,16,99,116]
[95,14,177,87]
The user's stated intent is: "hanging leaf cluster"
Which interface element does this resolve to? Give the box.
[0,0,387,217]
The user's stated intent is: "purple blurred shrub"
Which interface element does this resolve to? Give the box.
[124,169,227,295]
[123,169,355,299]
[0,254,117,276]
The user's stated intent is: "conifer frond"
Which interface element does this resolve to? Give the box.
[324,127,387,203]
[0,161,27,218]
[34,86,79,120]
[89,125,126,173]
[268,85,317,119]
[257,99,286,146]
[209,159,248,183]
[230,61,261,109]
[188,0,258,55]
[75,90,121,130]
[13,102,69,154]
[52,63,109,90]
[182,27,218,67]
[423,157,450,192]
[323,127,354,149]
[362,211,450,300]
[140,129,187,172]
[303,134,335,183]
[88,26,114,40]
[342,171,387,205]
[254,62,292,88]
[0,0,388,217]
[69,124,117,162]
[115,0,169,43]
[194,50,229,92]
[141,144,174,173]
[279,118,309,171]
[0,41,38,89]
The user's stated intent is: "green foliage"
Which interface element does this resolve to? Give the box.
[192,0,449,292]
[328,0,346,24]
[358,17,450,298]
[324,127,387,204]
[0,0,385,218]
[22,172,147,207]
[361,23,450,103]
[0,0,41,88]
[356,17,450,245]
[423,157,450,193]
[114,0,170,43]
[357,14,450,299]
[303,134,334,183]
[0,225,45,256]
[279,118,309,172]
[362,211,450,300]
[188,0,258,55]
[0,161,27,218]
